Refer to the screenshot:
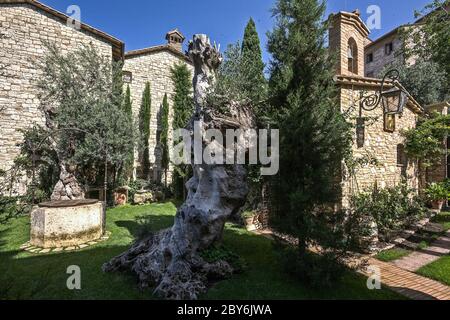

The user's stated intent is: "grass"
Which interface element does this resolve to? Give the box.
[432,211,450,231]
[417,257,450,286]
[415,211,450,286]
[0,203,403,300]
[375,248,411,262]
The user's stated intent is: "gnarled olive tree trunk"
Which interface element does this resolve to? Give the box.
[102,34,254,300]
[41,104,85,201]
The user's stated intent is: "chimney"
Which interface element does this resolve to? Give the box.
[328,11,370,77]
[166,29,185,52]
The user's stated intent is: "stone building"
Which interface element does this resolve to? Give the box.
[0,0,193,195]
[328,11,424,207]
[363,6,449,78]
[123,29,193,183]
[363,5,450,185]
[0,0,123,194]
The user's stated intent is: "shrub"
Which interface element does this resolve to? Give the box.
[200,245,247,273]
[274,240,349,288]
[424,182,449,201]
[350,183,427,241]
[0,196,33,224]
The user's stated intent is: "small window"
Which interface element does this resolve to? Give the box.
[366,71,375,78]
[123,71,132,84]
[366,53,373,63]
[385,42,393,55]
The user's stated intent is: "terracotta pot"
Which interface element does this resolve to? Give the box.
[431,200,444,211]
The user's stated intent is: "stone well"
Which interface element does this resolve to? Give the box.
[30,200,104,249]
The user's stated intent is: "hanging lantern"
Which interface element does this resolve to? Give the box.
[381,87,408,115]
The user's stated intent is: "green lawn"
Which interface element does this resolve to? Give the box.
[0,203,402,300]
[417,256,450,286]
[376,248,411,262]
[415,211,450,286]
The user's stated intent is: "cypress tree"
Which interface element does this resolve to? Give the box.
[171,63,193,199]
[124,85,133,119]
[160,93,170,188]
[241,18,267,105]
[268,0,352,286]
[121,85,134,182]
[171,64,193,130]
[139,82,151,179]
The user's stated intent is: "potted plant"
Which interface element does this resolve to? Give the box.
[424,182,449,210]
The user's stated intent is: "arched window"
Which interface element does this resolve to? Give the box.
[347,38,358,74]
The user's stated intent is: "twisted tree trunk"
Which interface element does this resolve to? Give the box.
[41,104,85,201]
[102,34,254,300]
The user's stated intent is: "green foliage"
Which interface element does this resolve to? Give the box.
[121,85,134,181]
[0,197,27,224]
[160,93,170,187]
[139,82,152,179]
[381,59,448,106]
[31,42,135,192]
[403,113,450,168]
[274,243,349,288]
[171,64,193,130]
[241,18,267,106]
[200,245,247,273]
[267,0,353,285]
[124,85,133,119]
[212,32,268,120]
[170,63,193,199]
[376,248,411,262]
[424,182,450,201]
[403,0,450,93]
[350,183,427,241]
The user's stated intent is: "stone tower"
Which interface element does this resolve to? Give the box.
[328,10,370,77]
[166,29,185,52]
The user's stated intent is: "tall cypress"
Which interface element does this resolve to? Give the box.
[160,93,170,188]
[139,82,151,179]
[268,0,352,284]
[124,85,133,119]
[241,18,267,104]
[171,63,193,199]
[171,64,193,130]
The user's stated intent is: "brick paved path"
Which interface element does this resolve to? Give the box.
[252,229,450,300]
[392,230,450,272]
[363,259,450,300]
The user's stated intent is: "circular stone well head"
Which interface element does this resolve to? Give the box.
[30,200,104,249]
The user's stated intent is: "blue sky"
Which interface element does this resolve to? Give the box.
[39,0,431,63]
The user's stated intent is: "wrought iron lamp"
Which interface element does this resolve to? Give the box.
[359,69,408,117]
[356,69,409,147]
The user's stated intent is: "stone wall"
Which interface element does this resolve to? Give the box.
[364,32,403,77]
[340,85,420,207]
[0,3,115,194]
[123,50,193,183]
